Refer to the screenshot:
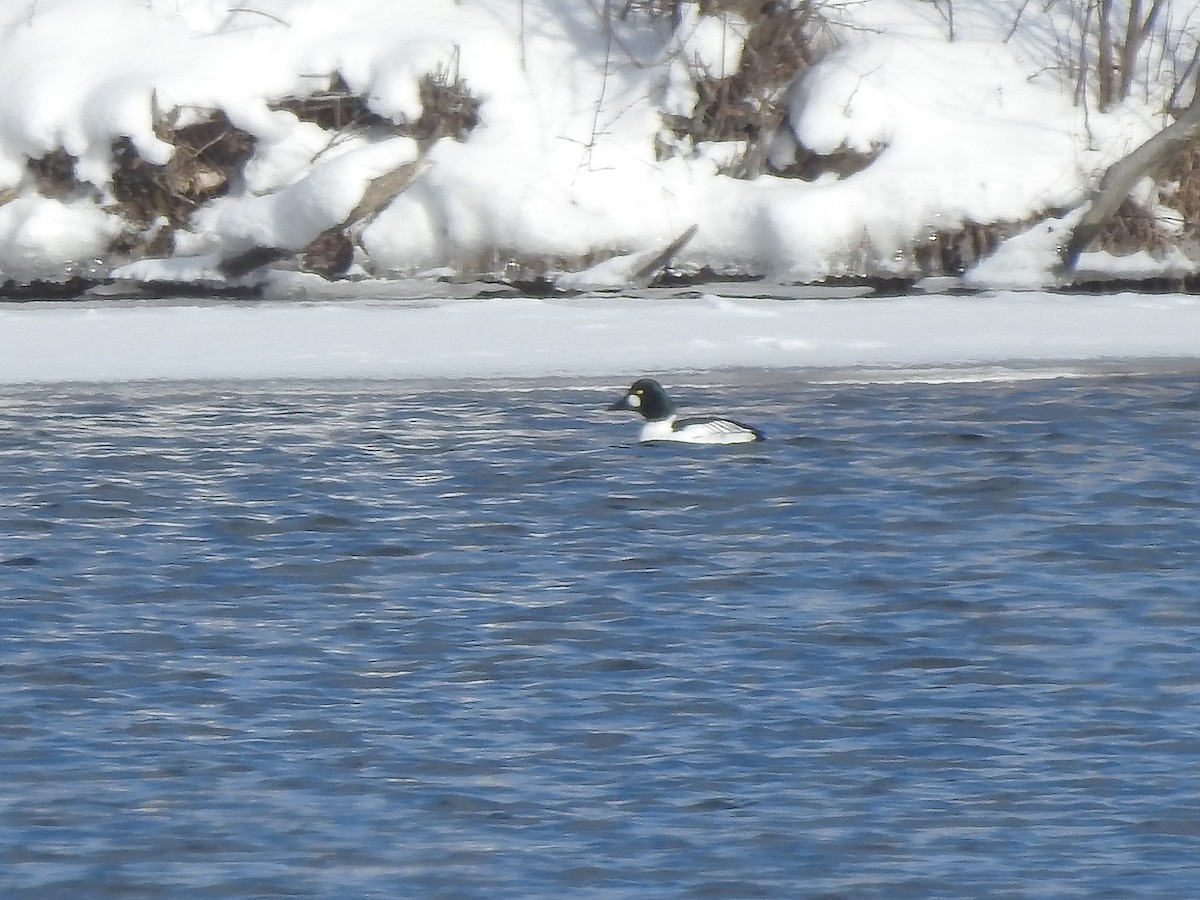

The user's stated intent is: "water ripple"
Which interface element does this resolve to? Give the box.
[1,374,1199,896]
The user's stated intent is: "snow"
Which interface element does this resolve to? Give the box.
[0,0,1195,288]
[2,1,1200,387]
[199,137,421,252]
[789,37,1126,222]
[675,6,751,80]
[2,287,1199,385]
[0,196,120,281]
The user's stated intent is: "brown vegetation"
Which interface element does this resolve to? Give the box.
[661,2,831,179]
[103,111,255,264]
[1061,92,1200,270]
[103,62,476,281]
[272,73,390,131]
[23,4,1199,288]
[412,60,480,144]
[1094,199,1170,256]
[912,222,1006,277]
[29,149,79,199]
[1086,139,1200,260]
[110,111,256,227]
[1155,140,1200,251]
[272,60,479,147]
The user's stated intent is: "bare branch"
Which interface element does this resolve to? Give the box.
[226,7,289,27]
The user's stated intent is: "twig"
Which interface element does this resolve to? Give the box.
[1003,0,1033,43]
[226,7,289,27]
[518,0,526,71]
[578,0,616,177]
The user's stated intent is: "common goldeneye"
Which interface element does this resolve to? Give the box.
[608,378,764,444]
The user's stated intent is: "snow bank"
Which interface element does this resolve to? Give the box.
[2,289,1199,384]
[0,0,1189,289]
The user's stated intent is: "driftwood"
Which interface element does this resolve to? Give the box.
[552,224,699,290]
[217,159,423,280]
[218,245,291,279]
[342,162,422,227]
[1060,91,1200,272]
[631,224,699,284]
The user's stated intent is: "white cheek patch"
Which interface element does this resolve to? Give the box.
[627,393,641,409]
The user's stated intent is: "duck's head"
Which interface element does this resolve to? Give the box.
[608,378,675,421]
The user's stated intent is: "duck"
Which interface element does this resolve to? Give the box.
[607,378,764,444]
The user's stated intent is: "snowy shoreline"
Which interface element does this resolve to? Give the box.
[4,288,1200,386]
[1,1,1197,291]
[6,2,1200,386]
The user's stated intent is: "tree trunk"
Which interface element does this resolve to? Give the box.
[1119,0,1168,103]
[1059,92,1200,272]
[1096,0,1115,110]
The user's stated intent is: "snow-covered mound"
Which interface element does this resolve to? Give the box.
[0,0,1194,288]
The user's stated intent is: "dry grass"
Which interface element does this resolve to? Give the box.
[412,60,480,144]
[1067,140,1200,260]
[656,2,838,179]
[29,149,79,199]
[1155,140,1200,251]
[105,111,256,261]
[272,60,479,147]
[272,73,390,131]
[615,1,782,21]
[1095,199,1171,256]
[912,222,1007,276]
[103,64,476,278]
[110,111,256,227]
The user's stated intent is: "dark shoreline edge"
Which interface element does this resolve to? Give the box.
[3,270,1200,305]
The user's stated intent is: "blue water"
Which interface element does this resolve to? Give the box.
[2,371,1199,897]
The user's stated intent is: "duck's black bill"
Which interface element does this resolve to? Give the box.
[607,395,632,411]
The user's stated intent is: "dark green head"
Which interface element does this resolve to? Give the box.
[608,378,676,421]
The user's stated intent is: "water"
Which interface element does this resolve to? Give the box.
[2,371,1199,897]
